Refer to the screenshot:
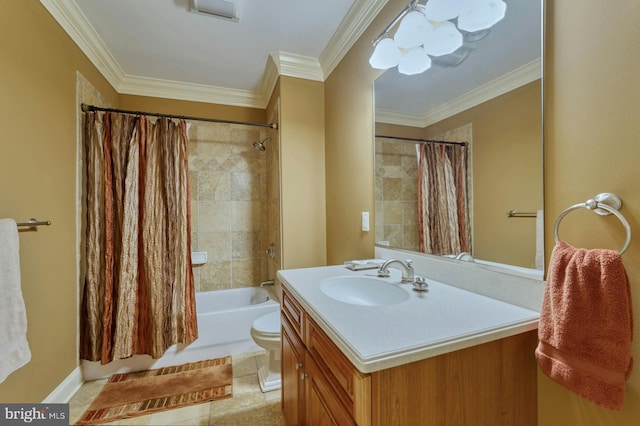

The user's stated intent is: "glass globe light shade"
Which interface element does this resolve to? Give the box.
[398,47,432,75]
[457,0,507,33]
[422,21,463,57]
[369,37,403,69]
[422,0,472,22]
[393,10,433,49]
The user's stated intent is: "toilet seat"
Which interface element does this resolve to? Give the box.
[251,311,281,336]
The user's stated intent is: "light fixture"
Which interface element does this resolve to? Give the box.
[370,0,507,75]
[398,47,432,75]
[422,21,463,57]
[423,0,472,22]
[369,36,403,69]
[457,0,507,32]
[393,10,434,49]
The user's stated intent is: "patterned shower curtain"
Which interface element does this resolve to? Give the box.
[418,142,471,256]
[80,111,197,364]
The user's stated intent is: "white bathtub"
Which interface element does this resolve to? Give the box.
[81,286,280,380]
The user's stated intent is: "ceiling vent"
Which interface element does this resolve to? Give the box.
[189,0,241,22]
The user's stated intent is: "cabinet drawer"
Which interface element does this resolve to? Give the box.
[282,288,304,339]
[305,317,371,423]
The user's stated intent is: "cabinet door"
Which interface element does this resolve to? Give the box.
[305,353,356,426]
[282,315,305,426]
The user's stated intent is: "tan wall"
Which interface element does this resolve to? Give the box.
[424,81,543,268]
[0,2,117,402]
[278,77,327,268]
[118,94,266,124]
[324,2,404,265]
[539,1,640,423]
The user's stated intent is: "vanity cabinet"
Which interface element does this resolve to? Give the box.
[281,287,538,426]
[282,288,370,425]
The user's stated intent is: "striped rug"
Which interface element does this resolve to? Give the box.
[76,357,232,425]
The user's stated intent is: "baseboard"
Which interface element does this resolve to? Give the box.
[41,367,83,403]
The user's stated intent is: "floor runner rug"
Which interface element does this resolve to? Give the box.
[76,357,232,424]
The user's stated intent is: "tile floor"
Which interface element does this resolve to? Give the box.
[68,351,284,425]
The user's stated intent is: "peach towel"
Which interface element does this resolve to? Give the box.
[535,241,633,410]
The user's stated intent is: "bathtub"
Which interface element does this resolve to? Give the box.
[81,286,280,381]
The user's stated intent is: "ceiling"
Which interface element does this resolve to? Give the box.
[40,0,386,108]
[40,0,541,120]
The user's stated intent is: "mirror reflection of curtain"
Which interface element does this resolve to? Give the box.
[80,112,197,364]
[418,142,471,256]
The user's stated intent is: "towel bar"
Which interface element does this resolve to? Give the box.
[16,218,52,229]
[507,210,538,218]
[553,193,631,254]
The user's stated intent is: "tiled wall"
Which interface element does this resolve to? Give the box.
[375,137,420,250]
[189,122,278,292]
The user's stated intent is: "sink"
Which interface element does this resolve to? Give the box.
[319,276,409,306]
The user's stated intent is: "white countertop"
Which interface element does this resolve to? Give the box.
[278,265,540,374]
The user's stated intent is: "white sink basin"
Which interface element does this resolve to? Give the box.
[319,276,409,306]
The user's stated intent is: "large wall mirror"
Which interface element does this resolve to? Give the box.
[374,0,544,277]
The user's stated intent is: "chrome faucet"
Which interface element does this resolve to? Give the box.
[377,259,415,283]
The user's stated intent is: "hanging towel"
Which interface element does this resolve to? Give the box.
[535,241,633,411]
[0,218,31,383]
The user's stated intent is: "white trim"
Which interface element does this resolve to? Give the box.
[117,74,265,108]
[41,367,83,403]
[375,109,425,128]
[270,52,324,82]
[260,56,280,107]
[39,0,125,91]
[320,0,389,78]
[40,0,386,108]
[375,59,542,128]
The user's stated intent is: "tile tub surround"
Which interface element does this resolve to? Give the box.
[277,265,540,374]
[189,122,273,293]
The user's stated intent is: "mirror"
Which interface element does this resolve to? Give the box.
[374,0,543,276]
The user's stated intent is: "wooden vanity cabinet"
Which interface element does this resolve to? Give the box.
[281,287,538,426]
[281,288,370,425]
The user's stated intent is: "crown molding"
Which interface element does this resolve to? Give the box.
[40,0,384,109]
[320,0,388,78]
[376,58,542,128]
[259,56,280,108]
[375,109,426,128]
[269,52,325,81]
[39,0,125,89]
[118,75,264,108]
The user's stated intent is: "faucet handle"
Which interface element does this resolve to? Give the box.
[405,259,413,268]
[377,268,391,278]
[413,276,429,292]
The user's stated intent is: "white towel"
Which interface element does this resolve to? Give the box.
[0,218,31,383]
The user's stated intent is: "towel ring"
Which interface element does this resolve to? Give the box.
[553,193,632,255]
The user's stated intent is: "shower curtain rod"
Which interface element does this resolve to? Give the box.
[375,134,467,146]
[81,104,278,129]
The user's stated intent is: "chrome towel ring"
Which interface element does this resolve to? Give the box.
[553,193,632,255]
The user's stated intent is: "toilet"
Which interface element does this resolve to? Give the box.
[250,311,282,392]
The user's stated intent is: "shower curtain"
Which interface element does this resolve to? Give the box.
[418,142,471,256]
[80,112,197,364]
